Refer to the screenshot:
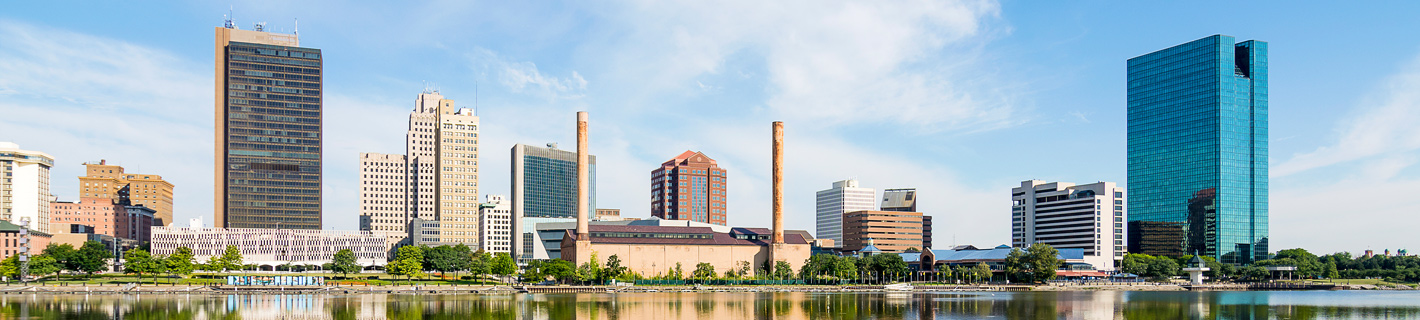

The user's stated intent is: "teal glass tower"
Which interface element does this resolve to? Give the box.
[1126,35,1268,264]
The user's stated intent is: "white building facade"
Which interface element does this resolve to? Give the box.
[0,142,54,234]
[1011,180,1125,271]
[478,194,512,255]
[814,179,876,246]
[151,225,387,267]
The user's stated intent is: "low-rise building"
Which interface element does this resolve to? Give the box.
[559,224,811,277]
[0,220,49,257]
[150,226,387,267]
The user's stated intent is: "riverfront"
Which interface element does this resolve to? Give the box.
[1,291,1419,319]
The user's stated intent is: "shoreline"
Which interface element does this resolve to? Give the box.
[0,282,1406,295]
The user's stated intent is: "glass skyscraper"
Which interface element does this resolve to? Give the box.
[1126,35,1268,264]
[214,23,323,229]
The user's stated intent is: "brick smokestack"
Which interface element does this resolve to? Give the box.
[772,121,784,244]
[576,111,590,239]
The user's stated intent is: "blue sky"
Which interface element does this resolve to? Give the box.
[2,1,1419,254]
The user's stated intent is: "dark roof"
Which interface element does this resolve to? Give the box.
[569,226,810,246]
[784,230,814,240]
[587,224,717,234]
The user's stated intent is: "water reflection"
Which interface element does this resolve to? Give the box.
[0,291,1415,319]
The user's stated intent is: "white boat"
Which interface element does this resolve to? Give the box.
[884,283,914,292]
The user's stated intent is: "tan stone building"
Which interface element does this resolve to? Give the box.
[359,91,480,247]
[842,210,924,253]
[561,225,809,277]
[77,160,173,227]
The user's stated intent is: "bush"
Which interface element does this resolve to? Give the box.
[460,275,473,280]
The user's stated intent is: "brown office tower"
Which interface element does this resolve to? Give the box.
[77,160,174,228]
[214,20,323,229]
[843,210,924,253]
[651,151,728,225]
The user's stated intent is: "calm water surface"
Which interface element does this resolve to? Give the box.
[1,291,1418,319]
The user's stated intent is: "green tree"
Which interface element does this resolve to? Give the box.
[328,249,362,278]
[42,243,77,279]
[543,259,578,283]
[834,257,859,280]
[166,247,197,277]
[1241,266,1270,281]
[602,255,627,280]
[490,253,517,279]
[123,248,165,282]
[0,254,18,281]
[1324,260,1339,279]
[218,245,244,272]
[521,260,545,283]
[1274,248,1322,278]
[200,256,223,272]
[693,262,717,280]
[1005,243,1061,283]
[736,261,753,279]
[973,262,993,283]
[669,262,685,280]
[75,241,111,275]
[905,247,920,253]
[953,265,969,283]
[386,246,426,280]
[29,255,60,279]
[773,261,794,280]
[424,245,462,276]
[451,244,474,274]
[469,251,492,280]
[935,264,952,282]
[866,254,910,280]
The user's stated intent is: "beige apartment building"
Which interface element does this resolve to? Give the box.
[842,210,924,253]
[359,91,480,247]
[76,160,173,227]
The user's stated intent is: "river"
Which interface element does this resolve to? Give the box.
[1,291,1418,319]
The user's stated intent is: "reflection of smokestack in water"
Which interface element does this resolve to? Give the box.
[772,121,784,244]
[576,111,590,239]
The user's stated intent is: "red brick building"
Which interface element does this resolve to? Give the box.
[651,151,728,225]
[49,196,153,243]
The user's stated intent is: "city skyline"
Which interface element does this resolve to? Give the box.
[3,2,1420,254]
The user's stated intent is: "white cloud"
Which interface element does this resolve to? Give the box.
[469,49,587,101]
[1274,54,1420,177]
[0,20,213,226]
[1270,51,1420,253]
[597,0,1018,132]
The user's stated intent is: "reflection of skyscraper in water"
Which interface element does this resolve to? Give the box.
[1187,188,1217,257]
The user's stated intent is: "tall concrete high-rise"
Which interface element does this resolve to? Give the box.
[0,142,53,233]
[358,91,480,246]
[814,179,875,246]
[214,21,323,229]
[1127,34,1268,264]
[509,143,595,259]
[77,160,174,227]
[650,151,727,225]
[1012,180,1125,270]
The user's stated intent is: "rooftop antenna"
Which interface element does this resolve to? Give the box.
[474,81,480,116]
[224,6,235,29]
[294,18,298,36]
